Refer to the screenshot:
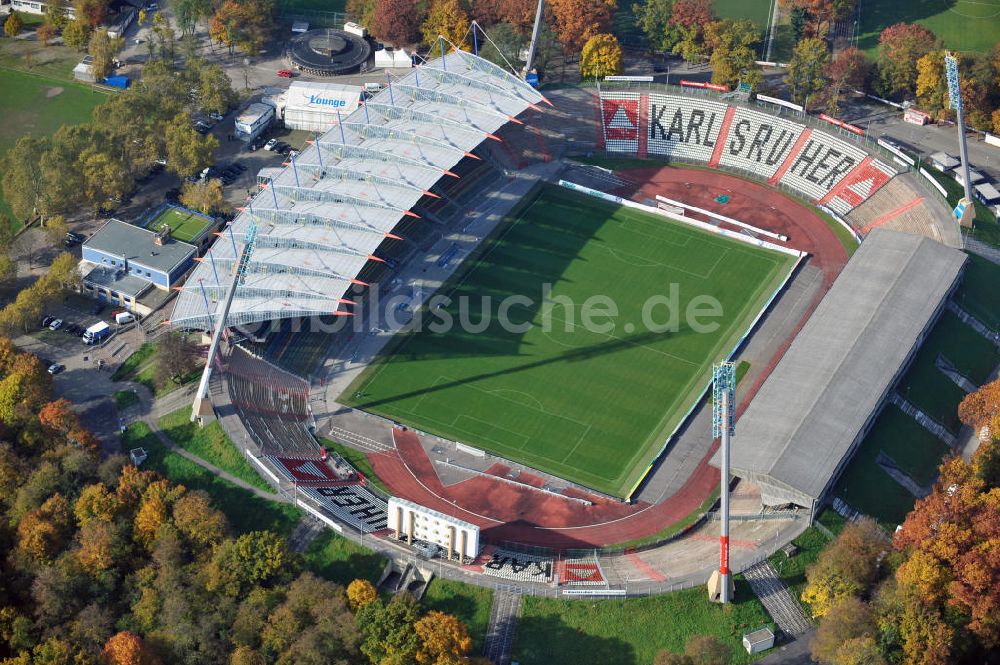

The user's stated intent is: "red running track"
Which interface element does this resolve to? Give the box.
[365,166,850,550]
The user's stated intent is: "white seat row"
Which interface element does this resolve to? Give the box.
[778,128,870,201]
[646,93,729,162]
[824,158,897,215]
[302,485,389,533]
[482,549,554,582]
[718,107,805,179]
[601,93,641,154]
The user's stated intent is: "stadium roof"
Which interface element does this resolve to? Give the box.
[169,50,545,330]
[719,229,966,509]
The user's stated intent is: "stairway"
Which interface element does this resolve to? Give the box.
[743,561,813,637]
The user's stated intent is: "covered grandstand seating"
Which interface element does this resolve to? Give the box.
[301,485,389,532]
[598,91,897,213]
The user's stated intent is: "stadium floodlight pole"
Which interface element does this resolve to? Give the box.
[708,361,736,604]
[524,0,544,75]
[945,51,974,226]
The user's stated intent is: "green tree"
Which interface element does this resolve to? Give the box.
[4,11,24,37]
[88,29,124,82]
[633,0,677,52]
[44,1,69,30]
[704,18,762,89]
[359,593,421,665]
[206,531,299,596]
[61,19,91,50]
[152,332,201,388]
[1,135,49,223]
[43,215,69,245]
[421,0,469,48]
[79,148,131,212]
[875,23,939,98]
[194,62,237,116]
[477,22,524,69]
[164,113,217,179]
[785,37,830,108]
[0,252,15,290]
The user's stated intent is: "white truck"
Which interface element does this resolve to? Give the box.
[83,321,111,345]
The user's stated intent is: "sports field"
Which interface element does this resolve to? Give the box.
[343,185,796,497]
[713,0,772,30]
[149,206,212,243]
[0,68,107,230]
[857,0,1000,55]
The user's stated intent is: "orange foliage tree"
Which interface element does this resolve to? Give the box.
[546,0,615,51]
[100,631,161,665]
[347,579,378,611]
[414,610,473,665]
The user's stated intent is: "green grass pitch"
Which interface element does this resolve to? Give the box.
[857,0,1000,55]
[149,206,212,243]
[343,185,796,497]
[712,0,772,31]
[0,68,107,231]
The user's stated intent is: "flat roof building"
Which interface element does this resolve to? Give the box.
[719,229,966,517]
[81,219,197,312]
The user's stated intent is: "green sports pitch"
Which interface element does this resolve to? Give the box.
[857,0,1000,55]
[149,206,212,243]
[343,185,797,497]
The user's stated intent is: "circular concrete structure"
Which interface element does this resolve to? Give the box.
[288,28,371,76]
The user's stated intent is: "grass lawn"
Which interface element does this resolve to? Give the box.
[767,525,829,616]
[421,579,494,653]
[513,580,773,665]
[148,206,213,243]
[122,422,302,537]
[302,529,386,585]
[833,406,944,527]
[113,390,139,410]
[956,253,1000,331]
[713,0,772,31]
[156,407,272,492]
[867,405,948,486]
[111,343,155,380]
[344,185,795,497]
[857,0,1000,55]
[610,488,718,550]
[276,0,346,15]
[320,438,391,495]
[0,68,107,231]
[901,311,998,432]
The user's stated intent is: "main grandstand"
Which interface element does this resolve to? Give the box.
[168,47,978,589]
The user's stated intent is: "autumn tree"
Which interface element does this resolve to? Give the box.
[74,483,122,526]
[4,11,24,38]
[415,610,473,664]
[347,0,377,28]
[580,33,623,78]
[369,0,425,46]
[44,0,68,31]
[669,0,714,61]
[826,47,870,114]
[179,178,227,216]
[786,37,829,108]
[704,18,763,89]
[802,518,885,617]
[259,572,359,662]
[17,493,73,563]
[230,646,266,665]
[0,252,14,290]
[77,519,127,574]
[653,634,731,665]
[959,376,1000,442]
[172,490,227,547]
[346,579,378,611]
[875,23,940,98]
[811,596,881,665]
[61,19,91,50]
[193,61,237,116]
[100,631,161,665]
[780,0,855,38]
[1,135,49,223]
[422,0,469,49]
[548,0,616,51]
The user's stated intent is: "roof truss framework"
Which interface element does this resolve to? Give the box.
[170,50,543,329]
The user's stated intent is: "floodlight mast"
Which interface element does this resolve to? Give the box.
[944,51,975,227]
[523,0,544,76]
[708,361,736,603]
[190,220,258,423]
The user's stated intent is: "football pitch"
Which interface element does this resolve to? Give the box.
[149,206,212,243]
[857,0,1000,55]
[343,185,796,497]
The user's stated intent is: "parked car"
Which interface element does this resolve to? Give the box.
[276,69,294,78]
[264,138,279,151]
[208,111,224,122]
[47,363,65,375]
[66,231,85,243]
[41,316,55,328]
[48,319,63,331]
